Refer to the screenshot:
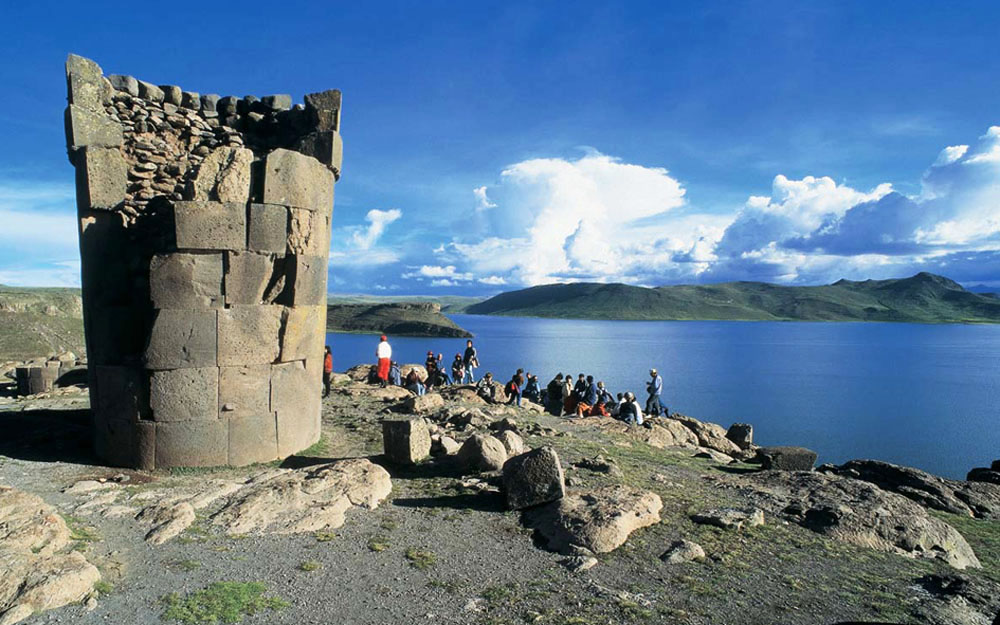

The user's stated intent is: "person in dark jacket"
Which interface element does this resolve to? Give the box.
[574,375,599,416]
[546,373,564,415]
[523,374,541,404]
[506,372,522,407]
[573,373,587,400]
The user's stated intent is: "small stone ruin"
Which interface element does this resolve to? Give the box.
[63,54,343,469]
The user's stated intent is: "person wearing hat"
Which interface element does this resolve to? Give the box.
[375,335,392,387]
[645,368,665,417]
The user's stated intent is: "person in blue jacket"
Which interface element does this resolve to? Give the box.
[645,368,665,417]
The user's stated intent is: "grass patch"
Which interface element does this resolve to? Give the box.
[170,559,202,572]
[93,580,114,595]
[481,584,516,606]
[405,547,437,570]
[314,531,338,542]
[367,536,391,552]
[298,434,330,457]
[161,582,289,624]
[298,560,321,572]
[931,511,1000,583]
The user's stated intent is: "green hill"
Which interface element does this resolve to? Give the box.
[465,273,1000,323]
[0,285,86,361]
[326,302,473,337]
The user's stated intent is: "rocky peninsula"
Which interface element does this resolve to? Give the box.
[326,302,473,338]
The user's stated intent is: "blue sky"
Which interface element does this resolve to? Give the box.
[3,1,1000,294]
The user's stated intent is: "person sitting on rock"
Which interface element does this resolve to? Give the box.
[546,373,564,415]
[389,361,402,387]
[573,373,587,400]
[619,392,644,426]
[405,368,425,396]
[476,372,496,402]
[505,373,522,407]
[575,375,600,416]
[562,374,576,416]
[523,374,541,404]
[609,392,625,418]
[586,381,612,417]
[451,353,465,385]
[424,350,438,386]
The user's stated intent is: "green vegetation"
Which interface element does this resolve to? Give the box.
[326,294,484,314]
[326,302,473,337]
[93,580,114,595]
[404,547,437,570]
[367,536,391,552]
[467,272,1000,323]
[298,560,321,572]
[0,285,85,361]
[161,582,289,624]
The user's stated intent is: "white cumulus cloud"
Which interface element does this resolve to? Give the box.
[351,208,402,250]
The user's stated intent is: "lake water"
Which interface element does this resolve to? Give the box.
[327,315,1000,479]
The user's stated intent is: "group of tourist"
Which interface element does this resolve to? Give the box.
[326,335,669,428]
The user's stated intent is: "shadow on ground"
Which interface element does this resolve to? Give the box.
[392,491,505,512]
[0,407,97,465]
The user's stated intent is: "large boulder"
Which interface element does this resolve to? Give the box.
[967,468,1000,485]
[822,459,1000,519]
[502,447,566,510]
[382,418,432,465]
[400,393,445,414]
[743,471,981,570]
[756,446,817,471]
[344,364,375,383]
[496,430,526,457]
[691,507,764,530]
[457,434,508,473]
[437,385,486,405]
[525,485,662,554]
[671,414,742,455]
[726,423,753,450]
[212,459,391,535]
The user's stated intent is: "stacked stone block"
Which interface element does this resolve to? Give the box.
[64,54,342,469]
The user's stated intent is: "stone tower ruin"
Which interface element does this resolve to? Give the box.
[63,54,342,469]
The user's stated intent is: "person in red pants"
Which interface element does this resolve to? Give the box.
[375,335,392,387]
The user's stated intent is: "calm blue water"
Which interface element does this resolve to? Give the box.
[327,315,1000,479]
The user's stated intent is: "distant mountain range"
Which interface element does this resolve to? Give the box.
[465,273,1000,323]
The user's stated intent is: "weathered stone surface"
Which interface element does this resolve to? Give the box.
[526,486,663,554]
[822,459,1000,519]
[155,419,228,467]
[661,539,706,564]
[382,418,432,465]
[502,447,565,510]
[181,91,200,109]
[173,201,246,251]
[304,89,342,132]
[219,364,271,419]
[967,468,1000,485]
[200,93,220,112]
[280,305,325,362]
[150,367,219,421]
[691,507,764,530]
[497,430,526,457]
[217,306,282,365]
[13,366,59,396]
[400,392,445,414]
[159,85,182,105]
[744,470,981,569]
[288,207,331,256]
[726,423,753,450]
[95,366,146,421]
[0,485,101,624]
[289,255,327,306]
[139,501,195,545]
[438,436,461,455]
[262,148,334,212]
[248,203,288,254]
[671,414,742,456]
[66,54,104,110]
[79,147,126,209]
[693,447,734,464]
[228,412,278,466]
[137,80,164,102]
[65,105,122,150]
[457,434,508,473]
[292,130,343,175]
[144,308,217,369]
[108,74,139,97]
[225,251,275,306]
[271,360,320,456]
[212,459,391,535]
[186,147,253,203]
[150,252,224,309]
[261,94,292,110]
[757,446,817,471]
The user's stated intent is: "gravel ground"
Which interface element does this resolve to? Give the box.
[1,379,997,625]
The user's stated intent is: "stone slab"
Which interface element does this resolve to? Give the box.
[155,419,228,468]
[381,418,431,465]
[290,256,328,306]
[261,148,334,212]
[225,251,275,306]
[94,417,136,468]
[65,105,122,150]
[219,364,271,419]
[304,89,341,132]
[186,147,253,203]
[217,305,282,365]
[228,413,279,466]
[144,308,217,369]
[149,252,224,310]
[79,147,127,210]
[136,421,156,471]
[137,80,164,103]
[280,305,326,362]
[95,366,147,422]
[66,55,105,111]
[173,201,246,251]
[757,446,817,471]
[288,208,330,256]
[271,360,321,457]
[248,203,288,254]
[149,367,219,422]
[292,131,343,176]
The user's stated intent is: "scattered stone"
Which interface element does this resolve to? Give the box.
[438,436,461,456]
[561,555,599,572]
[967,468,1000,485]
[488,417,518,433]
[502,447,566,510]
[756,446,817,471]
[401,393,445,414]
[526,485,662,554]
[572,455,624,478]
[726,423,753,449]
[138,502,196,545]
[496,430,526,457]
[743,470,981,569]
[457,434,508,473]
[691,507,764,530]
[671,414,742,455]
[661,539,706,564]
[693,447,734,464]
[382,418,432,465]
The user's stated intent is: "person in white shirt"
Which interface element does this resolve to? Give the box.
[375,335,392,387]
[619,392,644,426]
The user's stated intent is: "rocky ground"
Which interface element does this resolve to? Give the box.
[1,367,999,625]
